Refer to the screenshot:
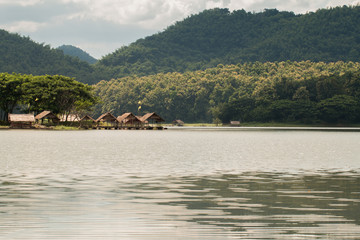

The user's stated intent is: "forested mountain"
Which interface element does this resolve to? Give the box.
[57,45,97,64]
[93,61,360,124]
[1,5,360,87]
[98,6,360,78]
[0,29,102,84]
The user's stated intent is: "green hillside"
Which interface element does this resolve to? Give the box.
[57,45,98,64]
[97,6,360,78]
[0,29,102,84]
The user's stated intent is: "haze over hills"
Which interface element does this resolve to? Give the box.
[57,45,98,64]
[1,5,360,84]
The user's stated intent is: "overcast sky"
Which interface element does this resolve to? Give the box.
[0,0,359,59]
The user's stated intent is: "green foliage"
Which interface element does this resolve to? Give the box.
[0,73,97,121]
[57,45,98,64]
[97,6,360,78]
[0,73,24,117]
[317,95,360,123]
[0,30,104,84]
[93,61,360,124]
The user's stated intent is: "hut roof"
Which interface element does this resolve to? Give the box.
[60,114,81,122]
[79,115,95,122]
[139,112,165,123]
[35,111,59,120]
[8,114,35,123]
[95,112,118,122]
[117,112,141,123]
[173,119,184,125]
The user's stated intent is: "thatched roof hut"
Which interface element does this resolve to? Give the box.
[79,115,95,129]
[117,112,141,126]
[60,114,81,122]
[80,115,95,122]
[172,119,184,126]
[139,112,165,123]
[230,121,241,126]
[8,114,35,128]
[95,112,118,126]
[35,111,60,124]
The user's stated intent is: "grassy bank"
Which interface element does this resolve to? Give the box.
[2,122,360,130]
[176,122,360,128]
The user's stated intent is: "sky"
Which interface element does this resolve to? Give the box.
[0,0,359,59]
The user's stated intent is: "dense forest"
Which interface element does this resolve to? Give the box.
[93,61,360,124]
[57,45,98,64]
[0,30,103,84]
[98,6,360,79]
[0,73,97,121]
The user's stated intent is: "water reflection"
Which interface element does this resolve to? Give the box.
[1,171,359,239]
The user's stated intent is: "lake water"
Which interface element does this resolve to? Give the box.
[1,128,360,239]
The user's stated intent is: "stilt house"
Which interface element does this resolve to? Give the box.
[8,114,35,128]
[35,111,60,125]
[117,113,142,128]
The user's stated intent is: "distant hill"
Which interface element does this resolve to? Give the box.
[57,45,97,64]
[97,5,360,78]
[0,29,103,84]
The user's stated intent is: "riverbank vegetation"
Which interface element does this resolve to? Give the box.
[0,73,97,121]
[94,61,360,124]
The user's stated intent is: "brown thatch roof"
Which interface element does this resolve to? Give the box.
[60,114,81,122]
[35,111,60,121]
[95,112,118,122]
[140,112,165,123]
[8,114,35,123]
[117,112,141,124]
[79,115,95,122]
[172,119,184,125]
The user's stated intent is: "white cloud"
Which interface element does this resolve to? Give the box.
[1,21,47,33]
[225,0,360,13]
[57,0,360,31]
[60,0,193,29]
[0,0,43,6]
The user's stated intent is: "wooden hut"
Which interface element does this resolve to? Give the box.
[140,112,165,129]
[35,111,60,125]
[60,114,81,122]
[95,112,118,128]
[117,113,142,128]
[79,115,95,129]
[172,119,184,126]
[8,114,35,128]
[230,121,241,126]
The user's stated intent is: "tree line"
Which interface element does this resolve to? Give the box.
[93,61,360,124]
[0,73,97,121]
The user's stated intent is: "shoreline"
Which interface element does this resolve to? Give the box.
[2,125,360,132]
